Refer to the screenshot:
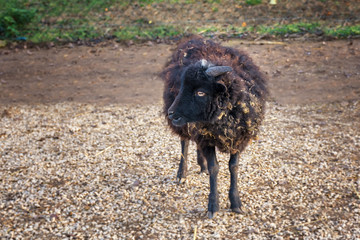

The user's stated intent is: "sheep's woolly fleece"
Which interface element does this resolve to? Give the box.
[0,101,359,239]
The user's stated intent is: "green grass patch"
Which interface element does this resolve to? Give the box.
[194,22,360,39]
[0,4,36,39]
[256,22,360,38]
[257,23,321,35]
[1,0,359,45]
[197,25,255,38]
[0,0,185,43]
[28,25,102,43]
[245,0,262,6]
[324,25,360,37]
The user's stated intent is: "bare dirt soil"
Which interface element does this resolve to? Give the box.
[0,39,359,106]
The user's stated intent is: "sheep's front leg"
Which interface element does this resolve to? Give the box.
[177,139,189,183]
[229,152,242,213]
[202,146,219,219]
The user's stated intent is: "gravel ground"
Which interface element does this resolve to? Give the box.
[0,101,359,239]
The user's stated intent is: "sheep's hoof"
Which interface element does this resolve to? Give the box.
[207,211,217,219]
[232,207,244,214]
[177,177,187,184]
[199,169,209,175]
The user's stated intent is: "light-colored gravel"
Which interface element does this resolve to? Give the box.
[0,101,359,239]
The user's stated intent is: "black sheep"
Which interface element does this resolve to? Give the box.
[162,36,268,218]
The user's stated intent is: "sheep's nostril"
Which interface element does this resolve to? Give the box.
[168,110,182,123]
[168,110,175,118]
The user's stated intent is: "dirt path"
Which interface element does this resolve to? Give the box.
[0,39,359,105]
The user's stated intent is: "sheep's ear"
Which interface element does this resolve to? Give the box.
[205,66,232,77]
[215,81,227,93]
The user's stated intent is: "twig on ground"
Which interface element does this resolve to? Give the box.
[95,144,115,157]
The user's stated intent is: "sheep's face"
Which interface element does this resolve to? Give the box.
[168,62,231,127]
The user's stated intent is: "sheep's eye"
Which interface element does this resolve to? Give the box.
[196,91,206,97]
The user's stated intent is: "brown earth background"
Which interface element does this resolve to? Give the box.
[0,39,359,106]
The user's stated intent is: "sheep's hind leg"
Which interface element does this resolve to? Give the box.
[197,149,208,174]
[202,146,219,219]
[229,152,243,214]
[177,139,189,184]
